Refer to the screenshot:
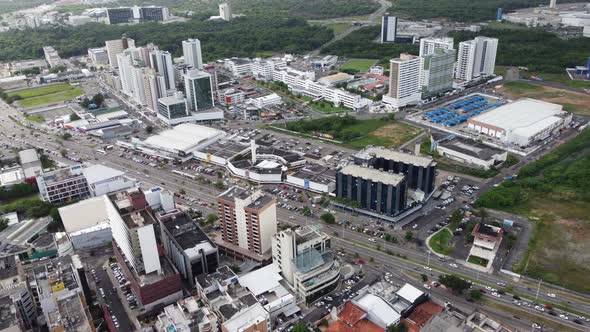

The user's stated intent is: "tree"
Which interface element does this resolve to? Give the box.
[90,93,104,107]
[469,289,483,301]
[439,275,470,294]
[80,97,90,108]
[230,265,241,274]
[320,212,335,224]
[60,149,67,157]
[206,214,218,224]
[70,113,81,121]
[214,180,224,190]
[0,218,8,232]
[388,323,408,332]
[61,133,72,140]
[146,125,154,134]
[302,206,312,217]
[421,274,428,282]
[292,323,311,332]
[477,207,489,223]
[179,188,186,195]
[405,231,414,241]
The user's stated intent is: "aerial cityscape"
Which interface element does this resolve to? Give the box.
[0,0,589,331]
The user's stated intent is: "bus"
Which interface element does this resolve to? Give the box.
[96,149,107,155]
[104,145,114,151]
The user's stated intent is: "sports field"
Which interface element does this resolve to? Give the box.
[8,84,85,108]
[340,58,377,73]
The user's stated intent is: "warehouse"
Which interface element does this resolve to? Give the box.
[434,136,507,170]
[467,99,572,147]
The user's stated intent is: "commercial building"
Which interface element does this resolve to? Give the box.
[325,301,383,332]
[105,36,135,68]
[383,53,421,108]
[286,164,336,193]
[434,136,507,170]
[154,296,218,332]
[87,47,109,65]
[184,69,218,112]
[106,5,169,24]
[27,256,95,332]
[0,255,36,331]
[182,39,203,70]
[36,165,89,204]
[18,148,42,181]
[380,14,397,43]
[336,164,408,217]
[455,37,498,82]
[249,93,282,109]
[196,266,271,332]
[157,93,189,125]
[108,188,183,309]
[272,226,340,303]
[467,223,503,270]
[219,2,232,21]
[318,72,354,86]
[83,164,137,197]
[420,48,456,98]
[42,46,62,68]
[158,211,219,288]
[419,37,455,57]
[0,76,27,90]
[58,196,113,250]
[217,187,277,259]
[467,98,571,147]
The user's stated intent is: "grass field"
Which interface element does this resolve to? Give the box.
[25,115,45,123]
[467,256,488,267]
[340,58,377,73]
[500,81,590,116]
[7,83,74,98]
[346,121,422,149]
[307,100,350,114]
[17,88,85,108]
[428,228,454,256]
[311,22,350,35]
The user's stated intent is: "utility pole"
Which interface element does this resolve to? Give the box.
[427,250,431,267]
[535,279,542,300]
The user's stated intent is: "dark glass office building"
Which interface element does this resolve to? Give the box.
[106,8,133,24]
[184,70,215,111]
[336,164,408,216]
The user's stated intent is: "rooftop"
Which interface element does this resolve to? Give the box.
[18,149,39,165]
[356,146,435,168]
[0,295,19,331]
[469,98,563,132]
[396,283,424,303]
[59,196,109,234]
[325,302,383,332]
[339,164,405,186]
[158,95,186,106]
[354,293,401,328]
[404,301,444,331]
[82,164,125,185]
[37,164,85,185]
[0,255,18,282]
[160,213,215,256]
[473,223,503,240]
[201,140,248,159]
[438,137,504,161]
[196,265,237,290]
[143,123,225,153]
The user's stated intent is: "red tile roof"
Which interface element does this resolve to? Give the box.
[339,302,365,326]
[403,301,444,332]
[325,302,384,332]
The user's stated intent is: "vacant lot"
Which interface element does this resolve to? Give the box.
[7,83,73,98]
[340,58,377,73]
[499,81,590,116]
[347,121,422,149]
[429,228,454,256]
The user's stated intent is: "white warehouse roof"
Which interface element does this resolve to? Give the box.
[396,283,424,303]
[469,98,563,132]
[58,196,109,234]
[143,123,225,153]
[83,164,124,185]
[355,293,401,328]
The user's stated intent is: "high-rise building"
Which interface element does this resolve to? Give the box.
[157,93,189,124]
[455,37,498,82]
[150,50,176,91]
[383,53,421,108]
[131,66,148,105]
[182,39,203,70]
[144,69,167,112]
[380,14,397,43]
[219,2,232,21]
[184,69,215,111]
[419,37,455,57]
[87,48,109,65]
[107,5,169,24]
[420,48,456,98]
[105,36,135,68]
[217,187,277,256]
[272,226,340,303]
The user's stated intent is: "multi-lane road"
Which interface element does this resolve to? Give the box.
[1,98,589,331]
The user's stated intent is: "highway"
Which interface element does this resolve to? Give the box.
[0,98,588,331]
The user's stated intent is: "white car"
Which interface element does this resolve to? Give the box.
[412,224,418,229]
[423,284,431,289]
[368,238,376,243]
[423,266,432,271]
[547,293,556,298]
[491,292,501,298]
[449,263,458,268]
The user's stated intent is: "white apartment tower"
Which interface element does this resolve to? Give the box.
[144,69,167,112]
[105,36,135,68]
[380,14,397,43]
[419,37,455,57]
[383,53,422,108]
[150,50,176,92]
[182,39,203,70]
[455,37,498,82]
[219,2,232,21]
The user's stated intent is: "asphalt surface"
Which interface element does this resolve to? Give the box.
[0,92,589,331]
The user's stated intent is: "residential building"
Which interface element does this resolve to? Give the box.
[108,188,183,309]
[196,266,271,332]
[271,226,340,303]
[105,36,135,68]
[383,53,421,108]
[325,301,384,332]
[0,166,25,188]
[467,223,503,270]
[36,165,89,204]
[0,255,36,330]
[336,164,408,217]
[87,48,109,65]
[420,48,456,98]
[419,37,454,57]
[217,187,277,258]
[380,14,397,43]
[182,39,203,70]
[219,2,232,21]
[184,69,215,111]
[158,211,219,288]
[157,93,189,124]
[150,49,176,92]
[42,46,62,68]
[144,69,167,112]
[455,37,498,82]
[154,296,217,332]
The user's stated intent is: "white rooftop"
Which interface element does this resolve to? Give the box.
[58,196,109,234]
[470,98,563,132]
[340,164,405,186]
[222,303,268,332]
[357,146,435,167]
[0,167,24,186]
[96,110,128,122]
[238,264,282,296]
[82,164,125,185]
[18,149,39,165]
[396,283,424,303]
[354,293,401,328]
[143,123,225,153]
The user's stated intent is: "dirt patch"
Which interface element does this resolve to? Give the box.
[499,84,590,115]
[372,123,422,144]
